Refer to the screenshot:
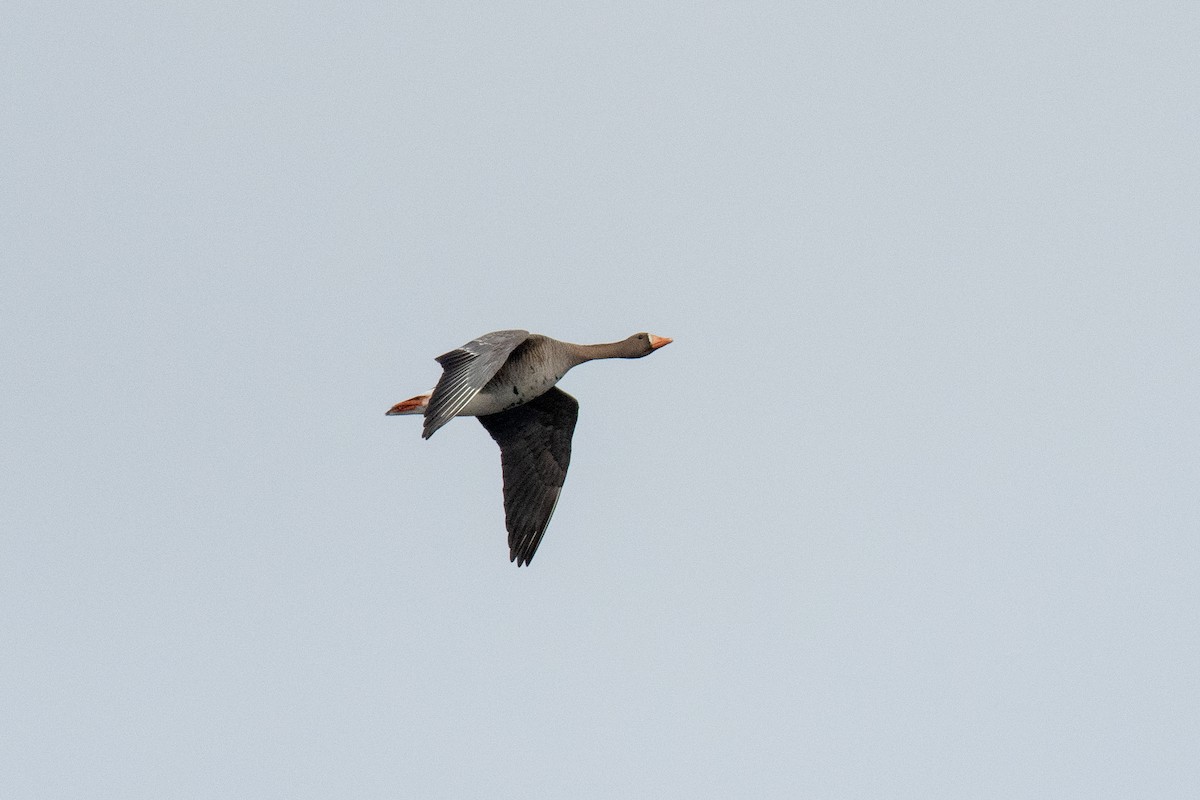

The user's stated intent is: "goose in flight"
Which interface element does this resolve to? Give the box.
[387,330,672,566]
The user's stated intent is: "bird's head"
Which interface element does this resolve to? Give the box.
[622,332,673,358]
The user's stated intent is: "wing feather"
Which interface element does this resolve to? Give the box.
[422,329,530,439]
[477,387,579,566]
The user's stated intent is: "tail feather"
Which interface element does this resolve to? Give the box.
[386,393,430,416]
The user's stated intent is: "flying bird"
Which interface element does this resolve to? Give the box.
[387,330,672,566]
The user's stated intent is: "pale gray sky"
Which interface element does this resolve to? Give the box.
[3,3,1198,798]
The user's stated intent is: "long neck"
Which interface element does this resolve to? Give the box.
[565,339,638,365]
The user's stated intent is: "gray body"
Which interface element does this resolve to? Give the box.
[391,329,669,566]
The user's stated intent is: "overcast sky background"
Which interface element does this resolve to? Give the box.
[3,3,1198,798]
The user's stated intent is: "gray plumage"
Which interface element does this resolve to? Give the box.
[478,387,579,566]
[389,329,671,566]
[423,329,530,439]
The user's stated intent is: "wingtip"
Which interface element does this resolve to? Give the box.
[420,418,441,439]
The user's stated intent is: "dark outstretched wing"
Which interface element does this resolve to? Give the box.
[477,387,579,566]
[422,329,530,439]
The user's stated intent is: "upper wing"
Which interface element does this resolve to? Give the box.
[477,387,579,567]
[422,329,530,439]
